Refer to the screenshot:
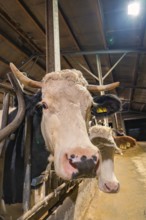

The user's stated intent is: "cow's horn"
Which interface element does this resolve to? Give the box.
[10,63,42,88]
[87,82,120,92]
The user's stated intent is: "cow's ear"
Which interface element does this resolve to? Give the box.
[91,94,122,117]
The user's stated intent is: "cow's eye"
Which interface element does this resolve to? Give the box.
[42,102,48,109]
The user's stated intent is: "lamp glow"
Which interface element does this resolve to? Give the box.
[128,2,140,16]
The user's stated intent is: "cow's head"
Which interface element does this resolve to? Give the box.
[10,63,119,181]
[89,125,120,193]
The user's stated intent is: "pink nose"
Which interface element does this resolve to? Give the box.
[104,181,120,193]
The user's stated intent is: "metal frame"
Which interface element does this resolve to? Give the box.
[62,49,146,56]
[0,73,25,142]
[0,93,10,218]
[0,73,25,219]
[96,55,108,126]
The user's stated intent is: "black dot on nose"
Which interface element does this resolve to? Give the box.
[92,155,97,161]
[81,155,87,161]
[70,154,75,159]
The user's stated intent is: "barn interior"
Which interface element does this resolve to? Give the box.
[0,0,146,220]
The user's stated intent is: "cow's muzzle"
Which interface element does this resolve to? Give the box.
[67,154,100,179]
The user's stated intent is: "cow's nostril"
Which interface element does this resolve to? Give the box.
[92,155,97,161]
[81,155,87,161]
[70,154,75,159]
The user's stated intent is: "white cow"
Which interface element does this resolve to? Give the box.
[9,64,104,181]
[2,63,120,190]
[0,64,121,219]
[89,125,120,193]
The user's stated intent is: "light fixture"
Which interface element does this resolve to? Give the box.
[128,1,140,16]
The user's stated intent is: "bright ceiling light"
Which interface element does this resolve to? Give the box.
[128,2,140,16]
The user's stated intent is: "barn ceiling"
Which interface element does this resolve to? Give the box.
[0,0,146,116]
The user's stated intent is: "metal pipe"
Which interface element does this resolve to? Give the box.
[78,63,99,81]
[23,117,32,213]
[62,49,146,56]
[18,182,67,220]
[96,55,103,94]
[0,93,10,216]
[45,0,60,72]
[0,93,10,154]
[103,53,126,80]
[53,0,61,71]
[0,73,25,142]
[96,55,108,126]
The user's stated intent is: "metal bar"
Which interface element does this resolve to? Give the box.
[0,93,10,153]
[96,55,108,126]
[0,73,25,142]
[78,63,99,81]
[22,117,32,213]
[96,55,103,94]
[62,49,146,56]
[18,182,67,220]
[0,93,10,217]
[103,53,126,80]
[45,0,54,72]
[53,0,61,71]
[45,0,60,72]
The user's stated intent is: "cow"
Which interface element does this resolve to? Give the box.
[8,63,120,181]
[8,64,103,181]
[89,125,121,193]
[0,63,120,208]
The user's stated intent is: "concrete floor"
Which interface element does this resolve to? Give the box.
[74,142,146,220]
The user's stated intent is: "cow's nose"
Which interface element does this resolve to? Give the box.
[104,181,120,193]
[68,154,100,179]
